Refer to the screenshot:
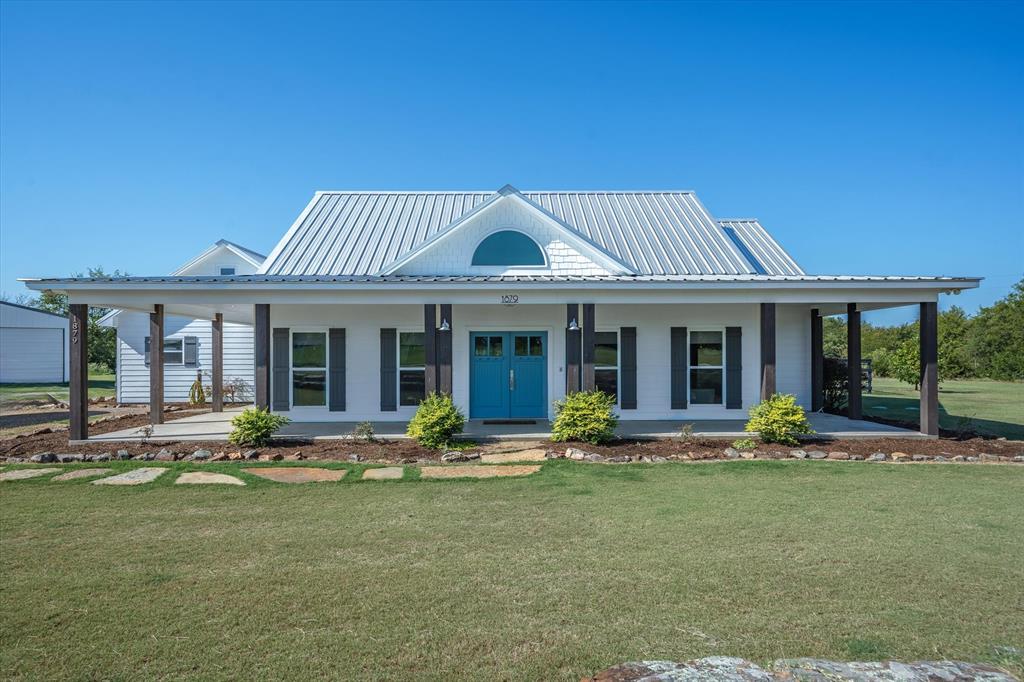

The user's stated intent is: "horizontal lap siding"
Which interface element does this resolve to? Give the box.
[116,312,254,403]
[775,304,811,408]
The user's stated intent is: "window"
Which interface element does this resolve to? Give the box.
[514,335,543,356]
[471,231,545,266]
[399,332,425,406]
[219,266,236,276]
[689,330,724,405]
[146,337,184,365]
[595,331,618,401]
[474,335,504,357]
[292,332,327,407]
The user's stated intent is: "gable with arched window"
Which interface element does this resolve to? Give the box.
[471,230,546,267]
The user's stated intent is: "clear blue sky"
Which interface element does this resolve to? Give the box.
[1,0,1021,325]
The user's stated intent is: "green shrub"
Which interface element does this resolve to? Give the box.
[352,420,375,442]
[406,393,465,449]
[228,407,290,447]
[551,390,618,444]
[745,393,814,446]
[731,437,757,451]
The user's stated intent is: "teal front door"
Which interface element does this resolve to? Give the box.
[470,332,547,419]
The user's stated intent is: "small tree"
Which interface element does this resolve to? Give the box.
[745,393,814,446]
[889,339,921,389]
[406,393,465,449]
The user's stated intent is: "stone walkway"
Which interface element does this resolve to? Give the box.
[0,468,60,481]
[246,467,347,483]
[53,468,112,481]
[420,464,541,479]
[362,467,404,480]
[93,468,168,486]
[176,472,245,485]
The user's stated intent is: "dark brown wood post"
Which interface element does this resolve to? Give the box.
[565,303,581,394]
[254,304,270,409]
[438,304,453,395]
[847,303,862,420]
[760,302,776,401]
[582,303,596,391]
[68,303,89,441]
[212,312,224,412]
[920,301,939,436]
[149,304,164,425]
[810,308,824,412]
[423,304,437,395]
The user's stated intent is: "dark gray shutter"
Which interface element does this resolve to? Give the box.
[380,328,397,412]
[272,328,290,411]
[620,327,637,410]
[329,328,346,412]
[183,336,198,366]
[726,326,742,409]
[144,336,151,366]
[670,327,687,409]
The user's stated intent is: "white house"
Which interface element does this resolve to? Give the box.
[0,301,70,383]
[99,239,264,404]
[23,185,980,440]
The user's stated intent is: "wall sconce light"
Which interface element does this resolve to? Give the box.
[567,317,579,331]
[439,318,451,332]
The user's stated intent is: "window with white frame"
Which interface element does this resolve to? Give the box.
[689,330,724,405]
[219,266,236,275]
[399,332,426,406]
[163,338,184,364]
[595,330,619,401]
[292,331,327,407]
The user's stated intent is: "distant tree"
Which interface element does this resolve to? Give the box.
[0,292,37,306]
[970,277,1024,381]
[822,317,847,357]
[937,306,975,379]
[889,338,922,389]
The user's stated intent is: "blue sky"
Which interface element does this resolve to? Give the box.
[1,0,1020,325]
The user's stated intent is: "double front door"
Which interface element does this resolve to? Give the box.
[469,331,547,419]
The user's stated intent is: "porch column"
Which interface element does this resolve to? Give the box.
[759,303,776,401]
[581,303,596,391]
[919,301,939,436]
[810,308,824,412]
[565,303,581,394]
[254,303,270,409]
[211,312,224,412]
[68,304,89,441]
[847,303,862,420]
[424,304,437,395]
[149,304,164,425]
[438,304,453,395]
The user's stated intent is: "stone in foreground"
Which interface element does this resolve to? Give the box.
[0,468,61,481]
[175,472,245,486]
[419,464,541,479]
[52,468,113,481]
[246,467,347,483]
[584,657,773,681]
[362,467,404,480]
[93,467,168,486]
[480,449,547,464]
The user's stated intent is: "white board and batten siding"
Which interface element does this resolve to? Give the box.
[0,302,69,383]
[114,313,254,403]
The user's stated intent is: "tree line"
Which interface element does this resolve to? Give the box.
[823,276,1024,386]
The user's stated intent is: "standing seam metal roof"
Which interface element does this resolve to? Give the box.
[259,189,803,277]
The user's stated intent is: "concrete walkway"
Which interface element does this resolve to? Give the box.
[84,407,924,442]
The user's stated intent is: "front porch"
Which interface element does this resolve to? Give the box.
[83,406,925,442]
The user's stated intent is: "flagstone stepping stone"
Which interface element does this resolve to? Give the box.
[480,449,547,464]
[175,472,245,486]
[52,468,113,481]
[362,467,404,481]
[246,467,347,483]
[93,467,168,486]
[0,468,60,481]
[419,464,541,479]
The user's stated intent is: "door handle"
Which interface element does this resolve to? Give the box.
[509,368,515,391]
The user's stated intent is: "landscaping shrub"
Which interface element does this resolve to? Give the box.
[406,393,465,449]
[352,420,375,442]
[745,393,814,446]
[822,357,848,413]
[731,438,757,451]
[228,407,290,447]
[188,371,206,406]
[551,390,618,444]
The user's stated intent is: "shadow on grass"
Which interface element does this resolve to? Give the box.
[864,393,1024,440]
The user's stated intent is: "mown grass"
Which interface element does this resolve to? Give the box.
[1,460,1022,680]
[0,373,116,404]
[865,377,1024,440]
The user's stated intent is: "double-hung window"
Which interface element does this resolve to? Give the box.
[399,332,426,406]
[292,331,327,407]
[146,337,184,365]
[594,331,619,401]
[689,330,724,405]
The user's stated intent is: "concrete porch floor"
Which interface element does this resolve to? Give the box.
[84,407,927,442]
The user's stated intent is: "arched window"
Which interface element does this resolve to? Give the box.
[471,231,546,266]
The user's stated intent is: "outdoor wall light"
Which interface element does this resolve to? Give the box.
[439,318,451,331]
[567,318,579,331]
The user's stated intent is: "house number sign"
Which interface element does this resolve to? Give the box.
[500,294,519,305]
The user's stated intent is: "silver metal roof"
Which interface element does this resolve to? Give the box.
[259,189,802,277]
[718,219,804,276]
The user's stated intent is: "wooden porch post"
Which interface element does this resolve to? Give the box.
[846,303,862,420]
[212,312,224,412]
[149,304,164,425]
[438,304,453,395]
[810,308,824,412]
[424,304,437,395]
[565,303,581,394]
[759,302,776,401]
[68,304,89,441]
[582,303,596,391]
[254,304,270,409]
[919,301,939,436]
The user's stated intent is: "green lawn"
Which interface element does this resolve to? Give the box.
[0,373,115,404]
[2,460,1022,680]
[865,377,1024,440]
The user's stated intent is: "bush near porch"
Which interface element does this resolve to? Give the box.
[551,390,618,444]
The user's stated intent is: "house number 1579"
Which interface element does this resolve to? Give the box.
[501,294,519,305]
